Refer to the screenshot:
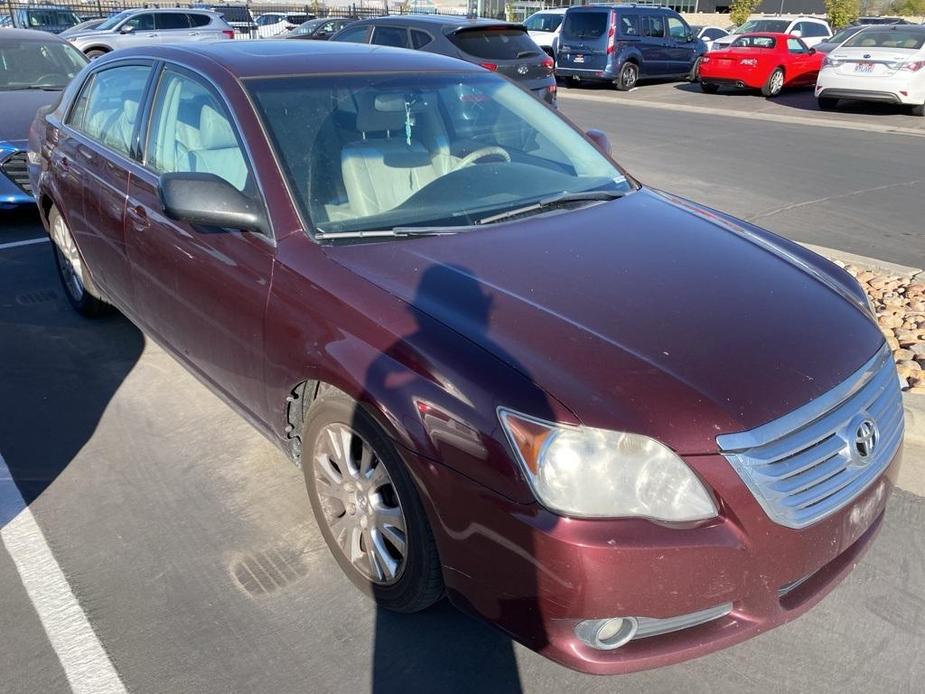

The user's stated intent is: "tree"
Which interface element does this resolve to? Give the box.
[826,0,860,29]
[729,0,761,27]
[889,0,925,14]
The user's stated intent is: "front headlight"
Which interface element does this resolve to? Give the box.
[498,409,718,522]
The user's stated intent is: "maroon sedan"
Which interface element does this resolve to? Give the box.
[28,41,903,674]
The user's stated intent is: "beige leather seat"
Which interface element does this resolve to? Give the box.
[341,93,445,218]
[187,105,248,191]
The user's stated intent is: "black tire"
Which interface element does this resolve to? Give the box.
[912,103,925,117]
[762,67,784,97]
[302,387,443,613]
[85,48,108,60]
[688,57,702,82]
[700,82,720,94]
[614,62,639,91]
[818,97,839,111]
[49,206,107,317]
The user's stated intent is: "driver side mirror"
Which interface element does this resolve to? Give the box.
[120,24,135,34]
[808,47,816,54]
[159,172,267,234]
[585,129,612,157]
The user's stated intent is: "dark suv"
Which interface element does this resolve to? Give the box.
[556,4,705,90]
[331,15,556,106]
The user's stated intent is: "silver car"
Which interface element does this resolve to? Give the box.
[65,9,234,59]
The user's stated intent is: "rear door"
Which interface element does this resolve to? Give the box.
[186,13,222,41]
[154,12,193,44]
[448,27,553,92]
[558,10,611,72]
[639,14,669,75]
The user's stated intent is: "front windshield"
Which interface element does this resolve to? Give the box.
[247,72,631,235]
[525,13,563,33]
[830,27,861,44]
[736,20,789,34]
[0,39,87,90]
[97,11,132,31]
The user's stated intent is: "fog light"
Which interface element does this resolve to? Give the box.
[575,616,639,650]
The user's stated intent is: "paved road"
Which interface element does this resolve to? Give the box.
[560,86,925,268]
[1,97,924,694]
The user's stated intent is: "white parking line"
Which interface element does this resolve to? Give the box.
[0,452,127,694]
[0,237,49,251]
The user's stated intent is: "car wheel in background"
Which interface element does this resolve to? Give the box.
[700,82,719,94]
[84,48,108,60]
[48,206,107,317]
[762,68,784,97]
[615,62,638,91]
[688,57,701,82]
[302,387,444,613]
[817,97,839,111]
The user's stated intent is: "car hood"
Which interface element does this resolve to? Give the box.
[0,90,62,142]
[324,189,883,454]
[67,29,112,41]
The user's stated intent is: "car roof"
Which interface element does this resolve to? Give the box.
[110,39,484,78]
[566,4,678,12]
[118,7,217,13]
[0,27,70,43]
[352,14,521,30]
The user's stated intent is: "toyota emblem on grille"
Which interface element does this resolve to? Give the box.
[854,418,878,460]
[517,65,529,75]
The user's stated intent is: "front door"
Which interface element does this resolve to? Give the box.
[124,66,274,416]
[665,15,696,75]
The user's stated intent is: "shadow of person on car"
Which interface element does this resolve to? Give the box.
[0,220,144,527]
[354,263,557,694]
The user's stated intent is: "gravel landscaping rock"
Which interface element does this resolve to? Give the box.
[836,263,925,393]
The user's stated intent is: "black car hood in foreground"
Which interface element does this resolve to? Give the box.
[326,188,883,454]
[0,90,62,142]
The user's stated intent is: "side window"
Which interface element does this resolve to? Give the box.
[333,25,369,44]
[666,17,687,40]
[146,70,249,192]
[411,29,432,49]
[705,28,724,40]
[804,22,828,38]
[642,15,665,39]
[122,13,154,32]
[371,26,409,48]
[157,13,191,30]
[320,21,336,33]
[68,64,152,157]
[188,14,211,28]
[619,15,639,36]
[787,37,807,53]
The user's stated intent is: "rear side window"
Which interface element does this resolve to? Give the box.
[334,25,370,44]
[411,29,432,49]
[619,14,639,37]
[450,29,540,60]
[642,16,665,39]
[371,26,409,48]
[157,13,191,30]
[189,14,212,28]
[561,12,608,40]
[69,64,152,157]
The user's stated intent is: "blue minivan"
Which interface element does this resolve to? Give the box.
[556,5,705,90]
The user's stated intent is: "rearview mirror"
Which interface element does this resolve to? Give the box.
[120,24,135,34]
[159,172,267,233]
[585,129,612,157]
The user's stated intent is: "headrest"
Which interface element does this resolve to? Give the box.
[355,92,406,133]
[199,104,237,149]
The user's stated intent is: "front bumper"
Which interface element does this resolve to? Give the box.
[403,442,901,674]
[815,70,925,106]
[0,142,33,208]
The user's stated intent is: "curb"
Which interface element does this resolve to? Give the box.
[558,91,925,138]
[800,243,922,280]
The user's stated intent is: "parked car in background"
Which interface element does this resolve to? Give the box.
[0,28,86,208]
[815,25,925,116]
[700,33,824,97]
[287,17,358,41]
[60,17,107,38]
[64,9,234,59]
[331,16,557,106]
[4,5,82,34]
[814,24,868,54]
[196,4,257,38]
[523,7,567,58]
[556,5,705,90]
[690,24,729,51]
[28,37,902,678]
[712,16,832,50]
[855,16,911,25]
[256,12,310,38]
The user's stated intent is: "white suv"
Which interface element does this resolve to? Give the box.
[524,8,567,59]
[815,25,925,116]
[712,15,832,50]
[66,9,233,59]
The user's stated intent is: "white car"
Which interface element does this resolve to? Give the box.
[815,25,925,116]
[690,24,729,51]
[712,16,832,50]
[255,12,309,38]
[523,7,566,58]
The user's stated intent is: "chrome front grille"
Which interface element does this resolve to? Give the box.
[717,344,903,529]
[1,151,31,195]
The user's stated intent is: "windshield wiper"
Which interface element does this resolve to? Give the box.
[2,85,64,91]
[316,226,476,240]
[477,190,624,225]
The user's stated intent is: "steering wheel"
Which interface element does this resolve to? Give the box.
[456,146,511,170]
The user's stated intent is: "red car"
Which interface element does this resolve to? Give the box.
[28,41,902,674]
[699,32,824,96]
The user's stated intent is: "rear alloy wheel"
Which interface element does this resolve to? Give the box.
[85,49,107,60]
[49,206,106,317]
[700,82,719,94]
[615,62,638,91]
[762,68,784,97]
[303,388,443,612]
[817,97,839,111]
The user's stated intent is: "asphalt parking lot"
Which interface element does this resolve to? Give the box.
[2,95,925,694]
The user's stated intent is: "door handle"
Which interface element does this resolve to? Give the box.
[59,155,69,171]
[189,32,200,36]
[127,204,149,231]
